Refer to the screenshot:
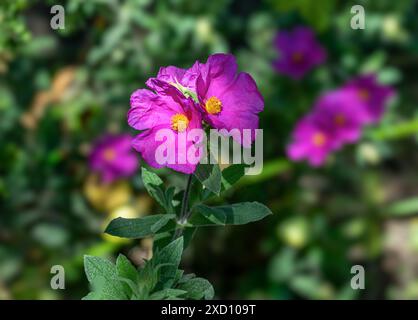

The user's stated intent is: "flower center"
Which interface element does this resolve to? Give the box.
[103,148,116,161]
[171,113,189,132]
[312,132,326,147]
[358,89,370,101]
[205,96,222,115]
[334,114,346,126]
[292,52,303,63]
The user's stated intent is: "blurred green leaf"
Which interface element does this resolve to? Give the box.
[387,197,418,217]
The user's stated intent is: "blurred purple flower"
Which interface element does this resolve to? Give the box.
[287,89,368,166]
[195,53,264,147]
[89,134,138,183]
[312,89,369,146]
[344,74,395,123]
[273,26,327,80]
[128,80,203,174]
[286,115,337,167]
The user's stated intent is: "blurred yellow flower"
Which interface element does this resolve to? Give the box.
[83,174,132,213]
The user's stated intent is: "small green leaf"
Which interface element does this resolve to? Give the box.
[189,202,272,226]
[142,167,173,212]
[149,288,187,300]
[194,162,222,195]
[137,259,159,297]
[116,254,137,282]
[83,255,128,300]
[155,237,183,268]
[155,237,184,288]
[105,214,175,239]
[177,277,215,300]
[221,164,246,190]
[165,186,176,214]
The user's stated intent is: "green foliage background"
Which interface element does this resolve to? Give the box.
[1,0,418,299]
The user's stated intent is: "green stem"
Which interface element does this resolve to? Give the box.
[174,174,193,239]
[180,174,193,222]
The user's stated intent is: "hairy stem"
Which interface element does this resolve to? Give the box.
[173,174,193,239]
[180,174,193,222]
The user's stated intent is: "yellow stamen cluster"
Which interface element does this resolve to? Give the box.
[292,52,303,63]
[171,113,189,132]
[205,96,222,115]
[103,148,116,161]
[312,132,326,147]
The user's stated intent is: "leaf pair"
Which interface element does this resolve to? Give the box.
[83,237,214,300]
[104,201,271,239]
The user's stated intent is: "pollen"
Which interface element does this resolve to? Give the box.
[171,113,189,132]
[103,148,116,161]
[334,114,346,126]
[292,52,303,63]
[358,89,370,101]
[205,96,222,115]
[312,132,326,147]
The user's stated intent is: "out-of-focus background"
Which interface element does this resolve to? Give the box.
[1,0,418,299]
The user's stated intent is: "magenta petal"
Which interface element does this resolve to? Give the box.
[204,72,263,147]
[131,127,166,170]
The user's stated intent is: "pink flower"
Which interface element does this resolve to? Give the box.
[311,89,369,147]
[89,134,138,183]
[287,88,368,166]
[195,53,264,147]
[146,62,201,94]
[128,80,203,174]
[287,115,337,167]
[273,26,327,80]
[343,74,395,123]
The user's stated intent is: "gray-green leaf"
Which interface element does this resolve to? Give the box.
[189,202,272,226]
[177,277,214,300]
[194,162,222,195]
[105,214,175,239]
[142,167,174,213]
[83,255,128,300]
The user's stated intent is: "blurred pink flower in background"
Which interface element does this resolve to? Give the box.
[287,115,337,167]
[89,134,138,183]
[311,89,369,147]
[287,74,395,166]
[343,74,395,124]
[273,26,327,80]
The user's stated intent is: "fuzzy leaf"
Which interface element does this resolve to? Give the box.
[194,163,222,195]
[116,254,137,282]
[83,255,128,300]
[105,214,175,239]
[189,202,272,226]
[177,277,214,300]
[155,237,184,288]
[221,164,247,190]
[142,167,173,212]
